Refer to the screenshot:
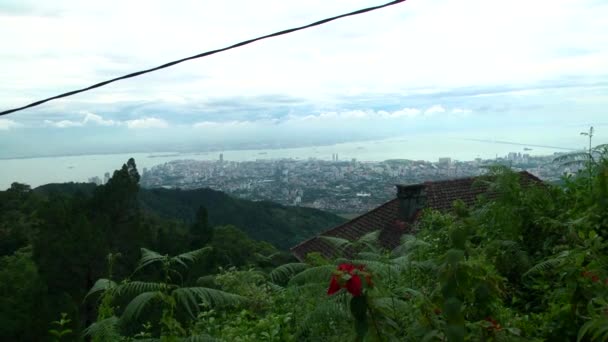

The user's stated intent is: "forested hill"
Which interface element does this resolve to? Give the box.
[138,187,345,249]
[34,183,346,249]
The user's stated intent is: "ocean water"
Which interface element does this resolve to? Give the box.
[0,135,575,189]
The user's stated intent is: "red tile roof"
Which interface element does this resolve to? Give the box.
[291,171,541,261]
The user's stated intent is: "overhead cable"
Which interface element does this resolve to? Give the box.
[0,0,407,116]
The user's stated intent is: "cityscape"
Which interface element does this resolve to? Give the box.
[86,151,580,216]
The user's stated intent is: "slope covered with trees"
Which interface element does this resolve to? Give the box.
[138,187,345,250]
[35,179,346,250]
[0,158,314,341]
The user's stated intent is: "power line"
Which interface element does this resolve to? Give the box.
[1,0,407,117]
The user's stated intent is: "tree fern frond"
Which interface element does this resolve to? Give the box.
[288,265,336,286]
[196,275,217,287]
[267,282,285,293]
[172,247,212,268]
[402,259,438,274]
[353,230,381,252]
[523,251,571,278]
[298,294,351,334]
[337,258,400,277]
[356,252,386,261]
[174,287,246,312]
[120,291,159,324]
[134,248,166,273]
[269,262,309,285]
[116,281,164,298]
[578,315,608,342]
[318,236,351,255]
[562,160,588,168]
[83,316,121,341]
[371,296,410,315]
[392,236,430,257]
[286,282,326,296]
[85,278,117,302]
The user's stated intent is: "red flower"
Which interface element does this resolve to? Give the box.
[327,275,341,295]
[327,263,372,297]
[338,263,356,273]
[592,275,600,283]
[346,274,363,296]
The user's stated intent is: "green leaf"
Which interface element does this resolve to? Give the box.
[172,247,212,268]
[117,281,164,298]
[288,264,335,286]
[134,248,166,273]
[269,262,309,284]
[120,291,159,324]
[83,316,121,340]
[84,278,117,302]
[173,286,246,314]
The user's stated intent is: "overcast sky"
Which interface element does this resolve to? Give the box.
[1,0,607,158]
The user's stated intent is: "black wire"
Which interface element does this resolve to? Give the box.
[1,0,407,117]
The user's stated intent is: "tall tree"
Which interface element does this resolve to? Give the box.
[190,206,213,249]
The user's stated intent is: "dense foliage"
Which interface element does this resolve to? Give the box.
[138,186,345,250]
[79,145,607,341]
[0,158,299,341]
[35,180,346,250]
[2,144,608,341]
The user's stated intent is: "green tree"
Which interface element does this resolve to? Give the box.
[190,206,213,249]
[0,246,50,341]
[85,247,245,340]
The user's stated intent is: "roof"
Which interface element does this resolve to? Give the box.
[290,171,541,261]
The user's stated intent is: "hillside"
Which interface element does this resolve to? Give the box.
[34,183,346,249]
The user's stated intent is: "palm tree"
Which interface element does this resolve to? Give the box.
[554,126,608,189]
[85,247,245,340]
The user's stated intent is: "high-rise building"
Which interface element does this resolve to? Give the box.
[438,157,451,167]
[219,153,224,163]
[88,176,102,185]
[104,172,111,184]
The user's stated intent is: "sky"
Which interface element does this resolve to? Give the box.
[1,0,607,158]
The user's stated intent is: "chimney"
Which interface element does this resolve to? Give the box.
[396,183,426,221]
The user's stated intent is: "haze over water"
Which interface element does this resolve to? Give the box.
[0,134,580,189]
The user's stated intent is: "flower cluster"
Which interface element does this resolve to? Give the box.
[581,270,608,285]
[484,317,502,332]
[327,263,373,297]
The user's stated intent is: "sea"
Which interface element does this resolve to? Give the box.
[0,135,577,190]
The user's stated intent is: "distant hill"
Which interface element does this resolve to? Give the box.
[35,183,346,249]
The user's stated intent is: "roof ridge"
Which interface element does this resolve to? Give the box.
[397,170,537,187]
[290,198,399,252]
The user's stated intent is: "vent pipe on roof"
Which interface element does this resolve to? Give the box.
[396,184,426,221]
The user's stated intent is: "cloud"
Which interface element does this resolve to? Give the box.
[125,117,168,129]
[44,119,83,128]
[0,119,20,130]
[451,108,473,115]
[82,111,116,126]
[381,108,421,118]
[43,111,115,128]
[424,105,446,116]
[42,112,166,129]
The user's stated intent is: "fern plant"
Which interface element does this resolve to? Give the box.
[85,247,246,340]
